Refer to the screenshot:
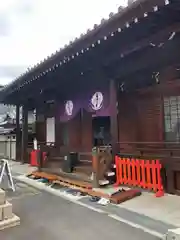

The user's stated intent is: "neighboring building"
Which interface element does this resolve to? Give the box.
[0,128,16,160]
[0,102,35,160]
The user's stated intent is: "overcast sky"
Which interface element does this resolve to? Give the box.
[0,0,127,85]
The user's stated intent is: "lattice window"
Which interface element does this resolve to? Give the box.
[164,96,180,141]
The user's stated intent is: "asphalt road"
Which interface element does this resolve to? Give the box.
[0,183,160,240]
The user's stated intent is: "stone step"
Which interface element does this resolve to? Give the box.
[0,201,13,221]
[0,214,20,231]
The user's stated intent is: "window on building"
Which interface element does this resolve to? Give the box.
[164,96,180,142]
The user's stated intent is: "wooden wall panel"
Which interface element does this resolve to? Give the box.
[159,66,178,84]
[174,171,180,191]
[58,110,92,155]
[137,95,163,142]
[118,95,139,152]
[68,112,81,152]
[118,92,164,152]
[81,110,92,152]
[58,122,68,156]
[36,121,46,143]
[135,66,179,143]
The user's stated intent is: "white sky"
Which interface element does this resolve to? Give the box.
[0,0,127,85]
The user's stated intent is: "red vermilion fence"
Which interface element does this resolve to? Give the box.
[114,156,164,197]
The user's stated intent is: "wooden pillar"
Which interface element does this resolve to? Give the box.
[166,168,175,194]
[36,101,46,143]
[92,147,100,188]
[21,105,28,163]
[160,94,165,142]
[110,79,119,157]
[55,102,59,147]
[16,104,21,161]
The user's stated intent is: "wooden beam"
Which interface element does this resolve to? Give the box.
[137,77,180,96]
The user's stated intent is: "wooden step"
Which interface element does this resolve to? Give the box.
[46,161,63,169]
[79,153,92,162]
[30,171,92,189]
[73,165,92,175]
[78,160,92,166]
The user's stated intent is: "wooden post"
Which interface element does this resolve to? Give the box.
[21,105,28,164]
[110,79,119,157]
[92,147,100,188]
[37,147,43,171]
[55,100,62,150]
[15,104,21,161]
[166,168,175,194]
[36,101,46,143]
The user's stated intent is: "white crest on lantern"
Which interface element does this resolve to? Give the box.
[65,100,73,116]
[91,92,103,111]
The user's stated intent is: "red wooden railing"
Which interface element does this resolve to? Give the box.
[115,156,164,197]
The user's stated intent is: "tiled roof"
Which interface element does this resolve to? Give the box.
[0,0,171,96]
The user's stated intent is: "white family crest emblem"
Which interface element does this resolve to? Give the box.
[65,100,73,116]
[91,92,103,111]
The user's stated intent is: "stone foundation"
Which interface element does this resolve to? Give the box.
[0,188,20,230]
[165,228,180,240]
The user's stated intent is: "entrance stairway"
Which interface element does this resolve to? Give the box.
[99,163,116,186]
[41,146,116,188]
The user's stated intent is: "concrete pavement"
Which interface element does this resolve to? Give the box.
[0,185,159,240]
[15,175,174,239]
[4,160,180,239]
[8,160,180,225]
[8,160,36,176]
